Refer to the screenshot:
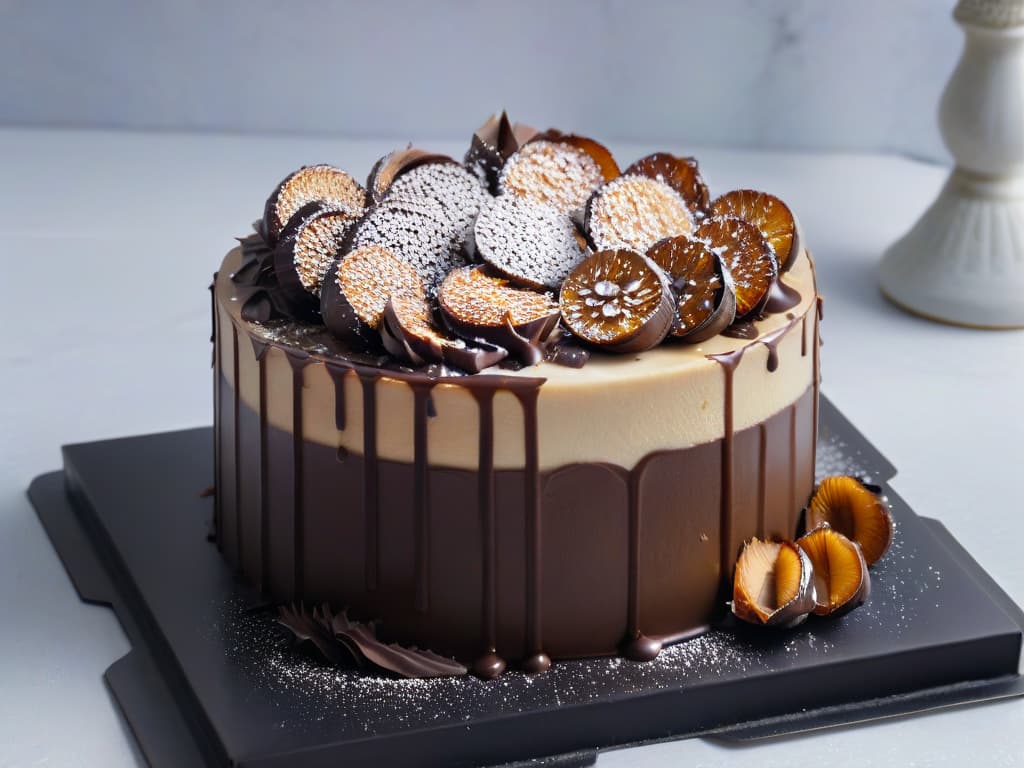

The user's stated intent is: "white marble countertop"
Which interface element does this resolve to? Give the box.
[1,127,1021,767]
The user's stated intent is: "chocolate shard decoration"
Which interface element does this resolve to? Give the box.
[465,111,525,194]
[277,603,468,678]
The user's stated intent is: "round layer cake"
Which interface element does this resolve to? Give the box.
[211,119,820,677]
[212,246,819,675]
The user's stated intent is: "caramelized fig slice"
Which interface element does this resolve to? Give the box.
[274,209,357,306]
[531,131,621,183]
[381,290,507,373]
[646,235,736,342]
[732,538,816,627]
[712,189,802,272]
[559,249,674,353]
[437,266,560,366]
[366,148,454,204]
[320,244,423,344]
[624,153,711,215]
[807,476,894,566]
[585,175,694,253]
[263,165,366,244]
[474,196,586,291]
[797,525,871,617]
[499,138,613,215]
[695,215,778,320]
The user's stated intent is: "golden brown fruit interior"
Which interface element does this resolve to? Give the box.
[808,476,893,566]
[773,542,804,609]
[695,216,777,319]
[646,236,723,336]
[735,538,784,622]
[797,526,866,615]
[500,140,607,214]
[272,166,365,239]
[559,250,670,347]
[712,190,798,272]
[586,175,693,253]
[337,245,421,328]
[625,153,710,213]
[439,266,558,328]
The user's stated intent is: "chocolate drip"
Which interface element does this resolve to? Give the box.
[764,279,802,314]
[812,297,823,475]
[513,386,550,673]
[789,405,798,538]
[411,381,435,613]
[286,352,309,597]
[707,347,746,581]
[801,316,808,357]
[622,470,661,662]
[325,364,349,431]
[757,423,767,537]
[758,315,801,373]
[232,324,242,569]
[253,340,270,591]
[358,372,381,592]
[469,389,506,678]
[213,296,222,552]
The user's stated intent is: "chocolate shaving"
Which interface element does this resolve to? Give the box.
[277,603,468,678]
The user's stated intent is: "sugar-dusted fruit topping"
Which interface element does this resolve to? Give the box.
[695,215,778,320]
[437,266,560,365]
[499,137,616,215]
[474,196,586,291]
[712,189,801,272]
[263,165,366,243]
[559,249,675,353]
[646,235,736,342]
[624,153,711,215]
[585,175,694,253]
[366,148,452,204]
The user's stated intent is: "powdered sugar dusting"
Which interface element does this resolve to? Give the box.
[292,212,354,294]
[499,140,605,214]
[474,196,585,290]
[588,174,694,252]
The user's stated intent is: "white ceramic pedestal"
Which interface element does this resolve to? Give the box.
[880,8,1024,329]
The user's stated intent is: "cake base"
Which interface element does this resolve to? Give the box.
[29,398,1024,768]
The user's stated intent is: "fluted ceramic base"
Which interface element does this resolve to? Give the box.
[880,169,1024,328]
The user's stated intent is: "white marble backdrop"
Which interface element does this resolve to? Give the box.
[0,0,959,160]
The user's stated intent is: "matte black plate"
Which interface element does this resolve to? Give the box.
[29,397,1024,767]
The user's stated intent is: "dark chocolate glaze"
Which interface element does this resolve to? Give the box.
[359,372,380,592]
[764,278,802,314]
[286,351,309,597]
[722,322,758,340]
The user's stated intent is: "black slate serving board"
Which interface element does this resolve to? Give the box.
[29,397,1024,767]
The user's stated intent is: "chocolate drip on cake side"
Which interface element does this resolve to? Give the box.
[212,283,223,552]
[358,372,381,592]
[232,324,243,568]
[622,468,662,662]
[285,352,310,597]
[469,387,506,679]
[813,296,823,473]
[410,380,436,614]
[512,385,550,674]
[251,339,271,590]
[707,346,746,581]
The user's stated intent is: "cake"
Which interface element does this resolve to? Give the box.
[211,114,822,678]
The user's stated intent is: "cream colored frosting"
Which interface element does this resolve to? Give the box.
[217,248,817,471]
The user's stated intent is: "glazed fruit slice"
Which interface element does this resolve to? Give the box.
[559,249,675,353]
[473,196,586,290]
[695,215,777,320]
[807,476,894,566]
[437,266,561,365]
[348,195,469,289]
[499,135,618,215]
[274,208,357,306]
[320,244,423,343]
[585,175,694,252]
[646,235,736,342]
[366,148,453,204]
[624,153,711,215]
[796,525,871,617]
[712,190,801,272]
[732,538,816,627]
[263,165,366,243]
[380,288,507,373]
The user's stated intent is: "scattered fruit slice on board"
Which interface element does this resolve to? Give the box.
[732,538,816,627]
[807,476,894,566]
[797,525,871,617]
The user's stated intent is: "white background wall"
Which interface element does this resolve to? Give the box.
[1,0,961,160]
